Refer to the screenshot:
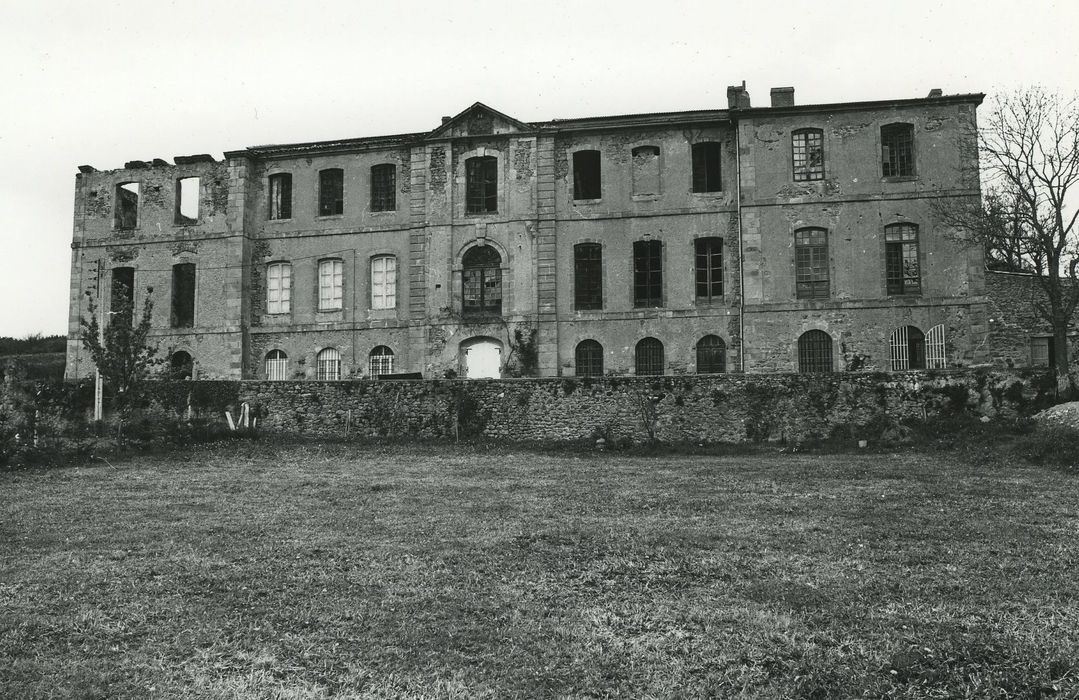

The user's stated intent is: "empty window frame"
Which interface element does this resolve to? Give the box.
[631,146,661,196]
[695,237,724,301]
[370,164,396,212]
[318,259,343,310]
[171,263,196,328]
[170,351,193,380]
[573,150,601,200]
[369,345,394,376]
[798,330,834,373]
[316,347,341,381]
[635,337,665,376]
[110,266,135,317]
[792,129,824,181]
[889,326,927,370]
[266,262,292,314]
[575,340,604,377]
[573,243,603,310]
[371,255,397,310]
[175,177,200,225]
[1030,336,1054,368]
[696,335,726,373]
[462,245,502,316]
[115,182,139,230]
[691,142,722,192]
[465,156,498,214]
[881,123,915,177]
[319,168,344,216]
[795,228,829,299]
[265,350,289,380]
[885,223,921,295]
[268,173,292,220]
[633,240,663,308]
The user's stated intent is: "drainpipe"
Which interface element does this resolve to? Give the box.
[735,118,746,373]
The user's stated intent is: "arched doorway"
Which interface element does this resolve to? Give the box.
[461,337,502,379]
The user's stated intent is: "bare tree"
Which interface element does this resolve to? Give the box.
[937,88,1079,389]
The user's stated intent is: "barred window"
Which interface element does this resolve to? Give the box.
[795,228,829,299]
[462,245,502,316]
[696,335,726,373]
[695,237,723,301]
[573,150,601,200]
[792,129,824,181]
[882,123,915,177]
[369,346,394,376]
[371,164,396,212]
[370,255,396,310]
[889,325,927,370]
[319,168,344,216]
[465,156,498,213]
[885,223,921,295]
[266,262,291,314]
[268,173,292,220]
[318,259,343,310]
[573,243,602,310]
[798,330,833,373]
[633,240,663,308]
[635,337,664,376]
[265,350,288,381]
[316,347,341,381]
[691,142,722,193]
[575,340,604,377]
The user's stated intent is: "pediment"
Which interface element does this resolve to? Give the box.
[427,102,534,139]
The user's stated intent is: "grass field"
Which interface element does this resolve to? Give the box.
[2,442,1078,698]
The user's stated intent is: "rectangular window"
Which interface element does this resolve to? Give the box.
[176,177,200,225]
[268,173,292,220]
[572,150,601,200]
[792,129,824,181]
[691,142,722,192]
[882,124,915,177]
[171,263,196,328]
[885,224,921,295]
[115,183,139,230]
[633,240,663,308]
[795,228,829,299]
[631,146,660,196]
[573,243,603,310]
[695,237,723,300]
[1030,337,1054,368]
[110,267,134,319]
[318,259,343,310]
[465,156,498,213]
[266,262,292,314]
[370,164,396,212]
[371,256,397,309]
[319,169,344,216]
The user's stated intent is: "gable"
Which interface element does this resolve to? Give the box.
[427,102,534,139]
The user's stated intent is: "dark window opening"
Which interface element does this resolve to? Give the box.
[110,267,134,319]
[882,123,915,177]
[115,182,139,230]
[176,177,199,225]
[1031,337,1055,368]
[631,146,660,196]
[573,150,601,200]
[319,169,344,216]
[170,351,193,380]
[268,173,292,220]
[695,237,724,300]
[462,245,502,316]
[908,326,926,370]
[575,340,604,377]
[573,243,603,310]
[696,335,726,373]
[465,156,498,213]
[795,228,830,299]
[691,142,722,192]
[635,337,664,376]
[370,164,396,212]
[885,223,921,295]
[792,129,824,181]
[171,263,196,328]
[798,330,833,373]
[633,240,663,308]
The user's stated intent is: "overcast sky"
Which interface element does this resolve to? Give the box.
[1,0,1076,338]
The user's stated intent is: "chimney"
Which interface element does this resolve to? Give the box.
[441,116,452,125]
[726,81,751,109]
[927,88,942,98]
[770,87,795,108]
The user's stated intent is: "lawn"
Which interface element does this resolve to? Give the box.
[1,443,1077,698]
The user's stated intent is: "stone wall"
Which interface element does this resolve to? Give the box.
[986,271,1079,371]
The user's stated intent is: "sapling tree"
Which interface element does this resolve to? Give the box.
[79,287,162,412]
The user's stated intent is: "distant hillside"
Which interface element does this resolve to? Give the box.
[0,334,66,356]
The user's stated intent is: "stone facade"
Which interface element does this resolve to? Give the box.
[66,86,988,380]
[985,271,1079,371]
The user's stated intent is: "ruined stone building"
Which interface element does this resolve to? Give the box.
[65,84,993,381]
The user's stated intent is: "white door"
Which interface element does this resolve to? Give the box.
[465,341,501,378]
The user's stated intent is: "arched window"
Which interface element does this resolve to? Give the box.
[889,326,927,370]
[575,340,604,377]
[635,337,664,376]
[926,324,947,369]
[316,348,341,381]
[465,156,498,213]
[462,245,502,316]
[265,350,288,381]
[696,335,726,373]
[369,346,394,376]
[170,351,193,380]
[798,330,833,373]
[266,262,291,314]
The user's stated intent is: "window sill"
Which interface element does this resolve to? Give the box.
[369,209,397,215]
[694,296,726,306]
[690,190,725,197]
[791,177,825,184]
[631,194,660,202]
[464,211,499,218]
[266,218,293,224]
[315,214,344,220]
[881,175,918,183]
[573,198,602,205]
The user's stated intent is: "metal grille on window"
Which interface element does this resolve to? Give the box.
[266,262,291,314]
[368,346,394,377]
[316,348,341,381]
[881,124,914,177]
[575,340,604,377]
[574,243,602,310]
[792,129,824,181]
[319,259,343,310]
[889,326,926,370]
[371,256,396,309]
[925,324,947,369]
[798,330,833,373]
[695,237,723,300]
[795,228,829,299]
[633,240,663,307]
[319,169,344,216]
[371,164,396,212]
[465,156,498,213]
[462,245,502,316]
[885,224,921,295]
[696,335,726,373]
[635,337,664,375]
[265,350,288,381]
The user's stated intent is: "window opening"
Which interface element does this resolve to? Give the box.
[316,348,341,381]
[371,255,397,310]
[695,237,724,300]
[885,223,921,295]
[370,164,396,212]
[635,337,664,375]
[175,177,200,224]
[318,259,343,310]
[465,156,498,213]
[171,263,195,328]
[889,326,926,370]
[792,129,824,181]
[115,182,139,230]
[369,346,395,376]
[696,335,726,373]
[881,123,914,177]
[691,142,722,192]
[573,243,602,310]
[266,262,291,314]
[633,240,663,307]
[631,146,660,196]
[462,245,502,316]
[268,173,292,219]
[1031,337,1055,368]
[795,228,829,299]
[110,267,134,318]
[265,350,288,380]
[575,340,604,377]
[573,150,601,200]
[319,168,344,216]
[798,330,833,372]
[170,351,193,380]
